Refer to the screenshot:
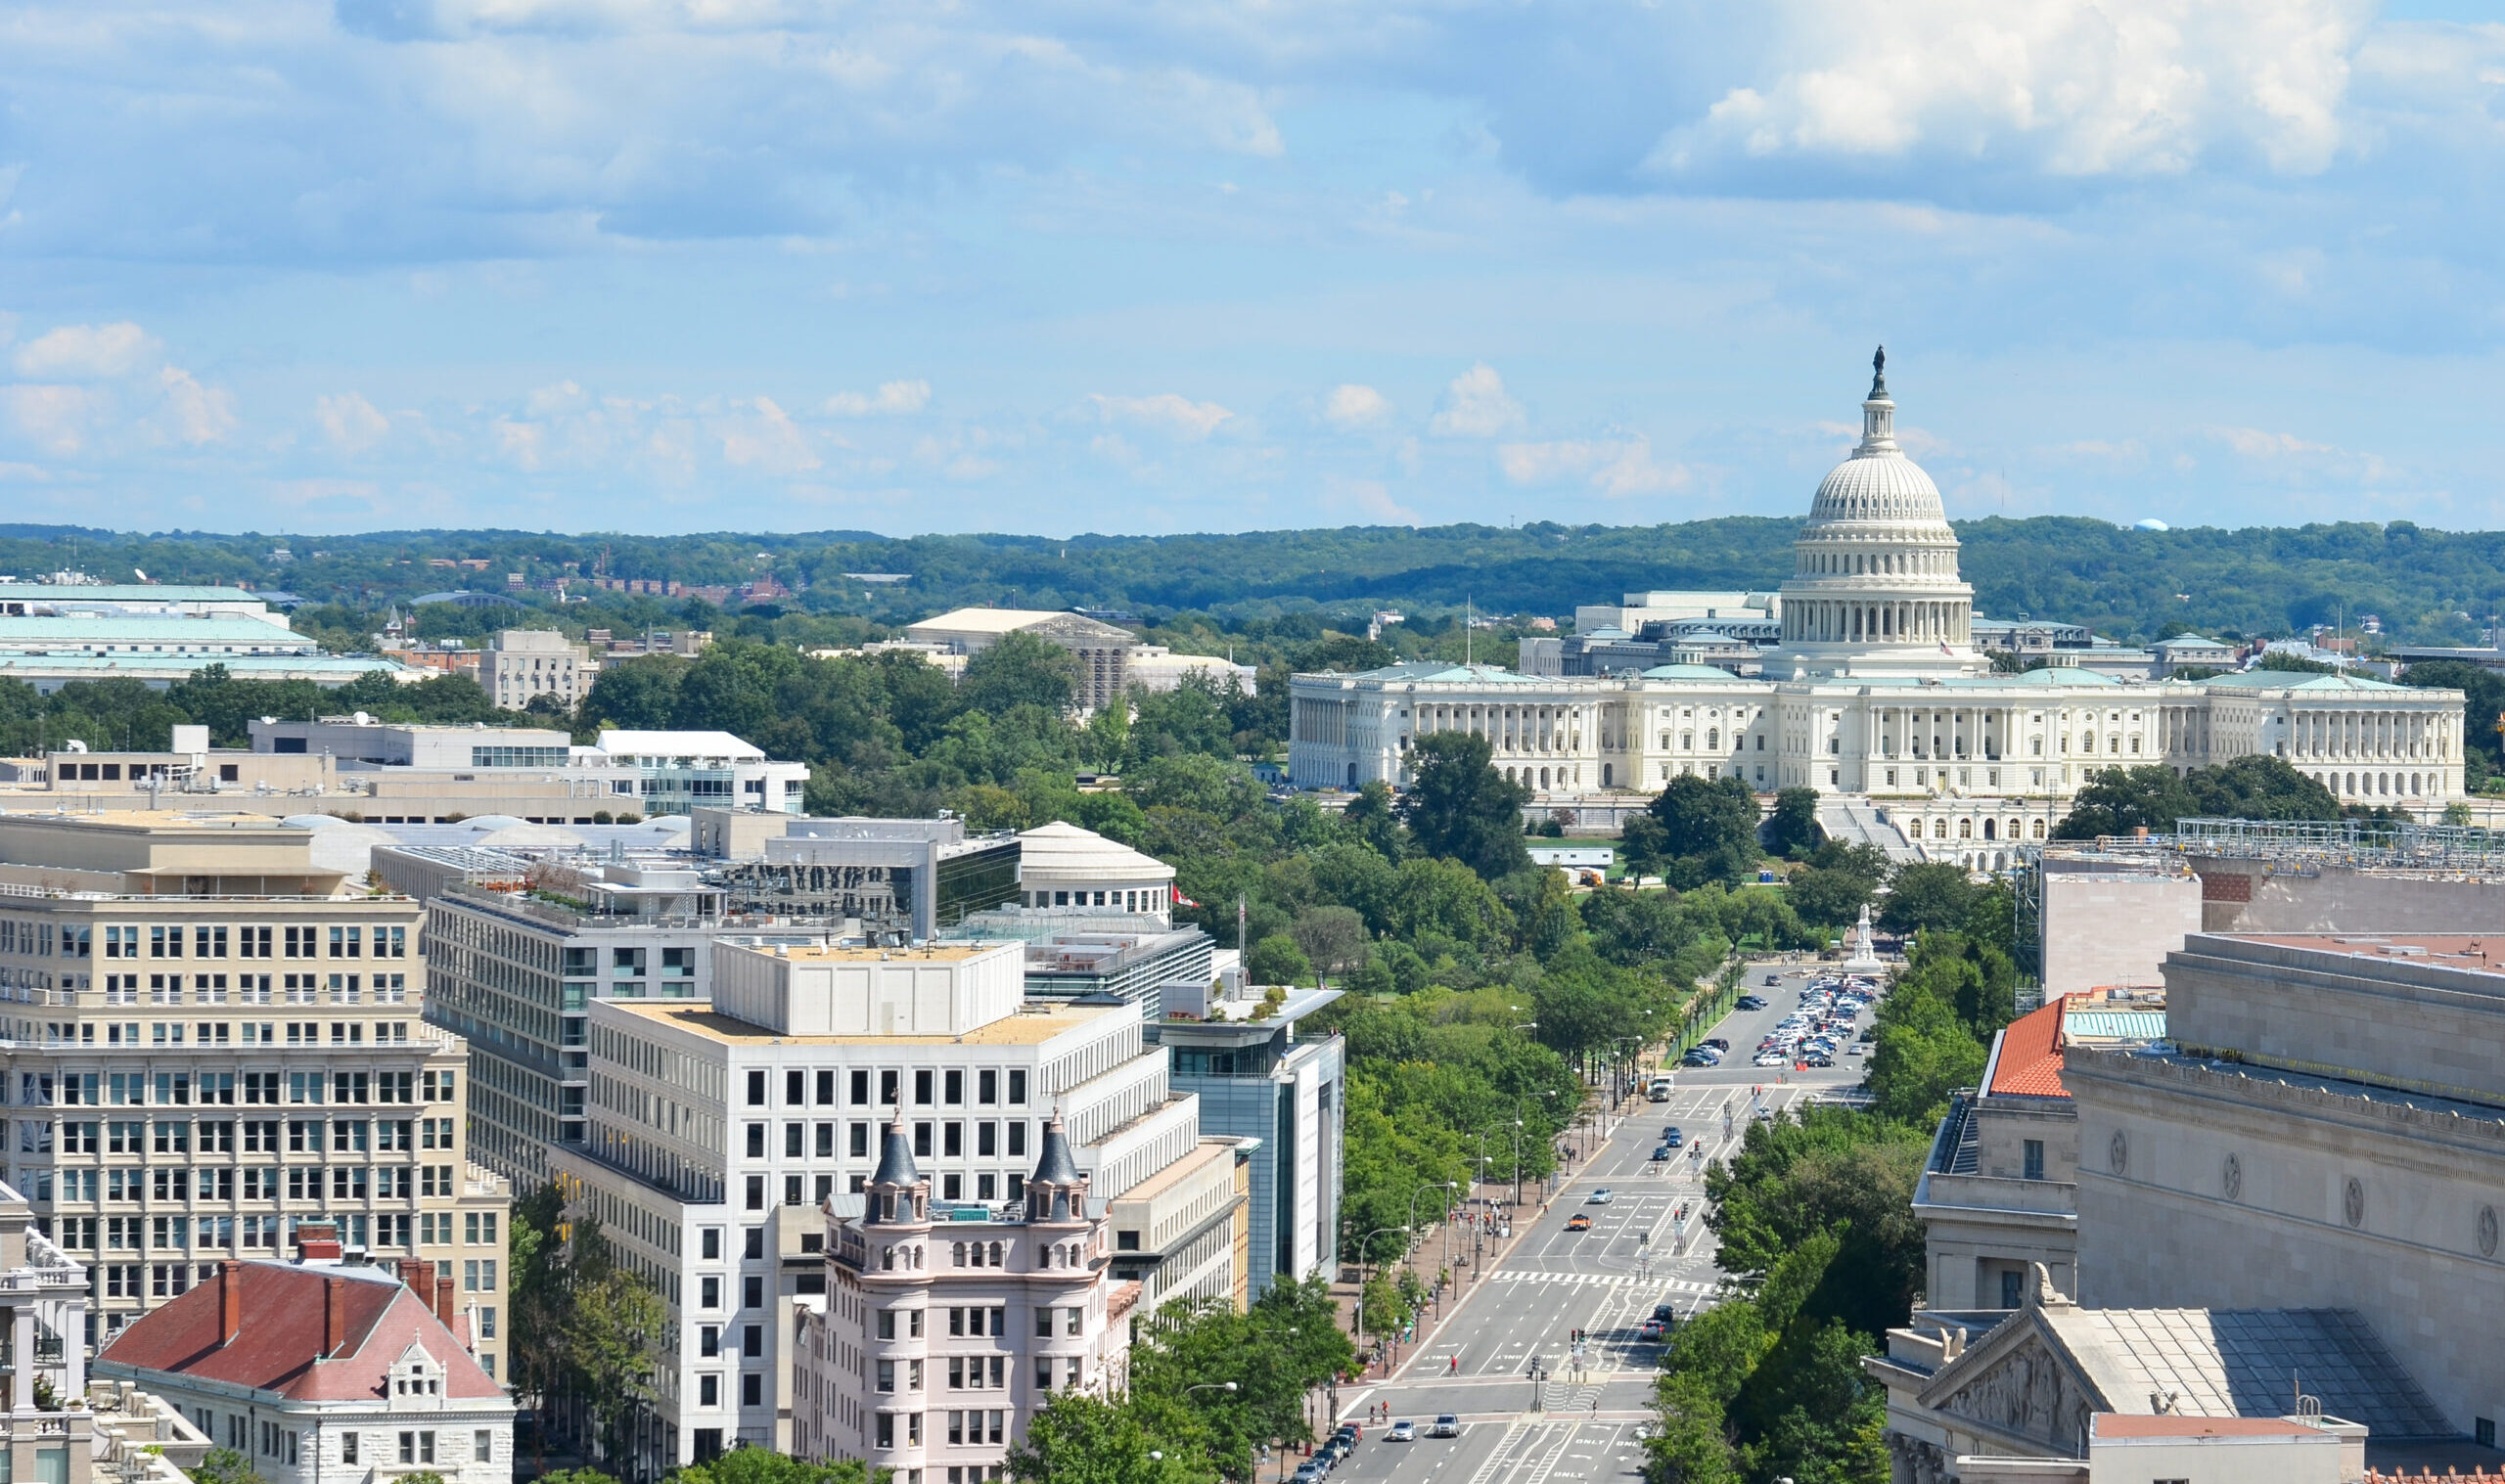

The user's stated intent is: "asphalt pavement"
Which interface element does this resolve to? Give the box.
[1302,961,1878,1484]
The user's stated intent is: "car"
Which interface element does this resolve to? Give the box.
[1294,1465,1325,1484]
[1651,1145,1672,1162]
[1678,1050,1716,1067]
[1764,971,1782,985]
[1567,1213,1593,1231]
[1754,1053,1787,1067]
[1652,1300,1679,1323]
[1587,1187,1616,1204]
[1431,1415,1462,1438]
[1389,1420,1416,1442]
[1704,1037,1731,1052]
[1665,1130,1684,1147]
[1756,1105,1777,1121]
[1639,1319,1667,1340]
[1802,1054,1835,1068]
[1736,994,1767,1010]
[1336,1423,1362,1445]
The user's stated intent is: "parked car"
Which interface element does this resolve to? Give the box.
[1704,1038,1731,1052]
[1431,1415,1462,1438]
[1389,1420,1417,1442]
[1294,1465,1324,1484]
[1567,1214,1593,1231]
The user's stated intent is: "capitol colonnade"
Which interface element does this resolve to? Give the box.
[1283,352,2468,853]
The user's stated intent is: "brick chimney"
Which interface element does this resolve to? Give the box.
[219,1263,243,1346]
[397,1258,431,1296]
[324,1277,346,1358]
[433,1275,459,1331]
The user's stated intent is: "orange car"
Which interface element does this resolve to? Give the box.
[1566,1214,1593,1232]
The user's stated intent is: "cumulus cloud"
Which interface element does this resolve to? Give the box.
[827,380,932,416]
[0,384,95,456]
[316,392,392,455]
[1498,435,1689,498]
[1340,477,1420,524]
[1324,383,1390,428]
[1089,392,1234,439]
[158,367,236,445]
[12,322,159,380]
[1430,364,1523,437]
[715,396,821,473]
[1646,0,2362,183]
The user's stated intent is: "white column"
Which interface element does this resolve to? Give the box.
[11,1306,32,1412]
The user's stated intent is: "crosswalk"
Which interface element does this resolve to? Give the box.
[1486,1271,1718,1293]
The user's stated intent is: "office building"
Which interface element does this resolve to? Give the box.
[1009,927,1213,1012]
[0,585,393,693]
[0,811,510,1371]
[544,938,1236,1471]
[0,1181,101,1484]
[791,1115,1135,1482]
[485,629,596,712]
[1290,356,2468,855]
[1152,979,1344,1297]
[95,1234,515,1484]
[596,732,808,817]
[717,819,1022,938]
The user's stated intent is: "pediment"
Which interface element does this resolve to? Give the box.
[1915,1318,2105,1457]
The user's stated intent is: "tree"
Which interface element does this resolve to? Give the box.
[2049,764,2197,838]
[507,1184,571,1468]
[2184,754,2341,822]
[1646,775,1761,888]
[1877,862,1978,937]
[1007,1392,1217,1484]
[1082,698,1131,772]
[1398,731,1532,879]
[568,1265,666,1469]
[960,631,1081,716]
[1788,867,1877,931]
[1764,787,1826,857]
[188,1449,269,1484]
[1342,780,1408,861]
[1246,934,1311,986]
[1290,906,1369,981]
[668,1450,873,1484]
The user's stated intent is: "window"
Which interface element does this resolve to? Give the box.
[2023,1140,2045,1182]
[701,1228,722,1261]
[746,1070,767,1106]
[2001,1270,2025,1309]
[342,1436,359,1465]
[741,1373,762,1407]
[474,1432,493,1463]
[1007,1069,1027,1104]
[398,1432,434,1465]
[700,1373,720,1407]
[850,1068,871,1105]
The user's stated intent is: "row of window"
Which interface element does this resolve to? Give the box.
[93,925,409,960]
[35,1158,466,1203]
[94,971,411,1005]
[26,1068,450,1106]
[76,1017,416,1049]
[744,1119,1032,1162]
[738,1168,1025,1212]
[743,1066,1031,1110]
[38,1114,444,1152]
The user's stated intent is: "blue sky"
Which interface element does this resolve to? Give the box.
[4,0,2505,538]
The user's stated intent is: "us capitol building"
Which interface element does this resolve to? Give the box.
[1288,355,2466,867]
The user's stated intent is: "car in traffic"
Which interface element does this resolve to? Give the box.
[1736,994,1768,1010]
[1587,1188,1616,1204]
[1388,1420,1416,1442]
[1651,1144,1673,1162]
[1431,1416,1462,1438]
[1664,1129,1683,1147]
[1567,1213,1593,1231]
[1639,1318,1668,1340]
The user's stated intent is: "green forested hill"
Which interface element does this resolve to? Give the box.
[4,515,2501,647]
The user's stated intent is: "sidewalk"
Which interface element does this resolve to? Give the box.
[1326,1085,1647,1393]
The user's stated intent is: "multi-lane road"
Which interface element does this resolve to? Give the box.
[1311,962,1875,1484]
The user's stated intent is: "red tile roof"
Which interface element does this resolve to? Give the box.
[1985,998,2071,1099]
[97,1262,502,1403]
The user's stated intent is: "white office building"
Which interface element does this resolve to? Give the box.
[546,939,1240,1473]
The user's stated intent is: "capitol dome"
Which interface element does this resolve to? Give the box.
[1766,348,1981,678]
[1809,445,1944,524]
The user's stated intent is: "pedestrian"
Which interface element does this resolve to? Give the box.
[1450,1354,1460,1374]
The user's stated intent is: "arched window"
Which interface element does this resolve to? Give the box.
[989,1241,1005,1267]
[1981,819,1997,840]
[1959,818,1973,838]
[1933,819,1948,839]
[881,1246,893,1272]
[1708,729,1719,750]
[2031,819,2046,839]
[951,1241,966,1267]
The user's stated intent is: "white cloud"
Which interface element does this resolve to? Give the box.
[1430,364,1524,437]
[1647,0,2362,181]
[715,395,820,473]
[1499,435,1689,497]
[827,380,932,416]
[315,392,392,455]
[2211,426,2336,458]
[1340,477,1419,524]
[0,383,95,455]
[1089,392,1233,439]
[12,322,159,380]
[1324,383,1390,429]
[158,366,236,445]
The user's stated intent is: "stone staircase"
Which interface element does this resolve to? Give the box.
[1817,797,1922,863]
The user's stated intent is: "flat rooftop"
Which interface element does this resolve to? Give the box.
[2093,1416,2328,1440]
[0,809,311,834]
[2222,932,2505,974]
[768,943,1004,965]
[607,1000,1116,1047]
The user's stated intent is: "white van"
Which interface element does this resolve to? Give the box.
[1646,1074,1676,1102]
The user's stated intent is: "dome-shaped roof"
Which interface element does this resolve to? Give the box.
[1808,451,1944,524]
[1017,821,1174,882]
[474,822,588,850]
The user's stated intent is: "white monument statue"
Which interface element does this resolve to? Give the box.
[1844,903,1885,971]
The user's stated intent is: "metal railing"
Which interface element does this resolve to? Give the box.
[2067,816,2505,875]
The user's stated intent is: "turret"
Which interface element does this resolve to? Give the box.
[866,1116,929,1226]
[1025,1109,1089,1223]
